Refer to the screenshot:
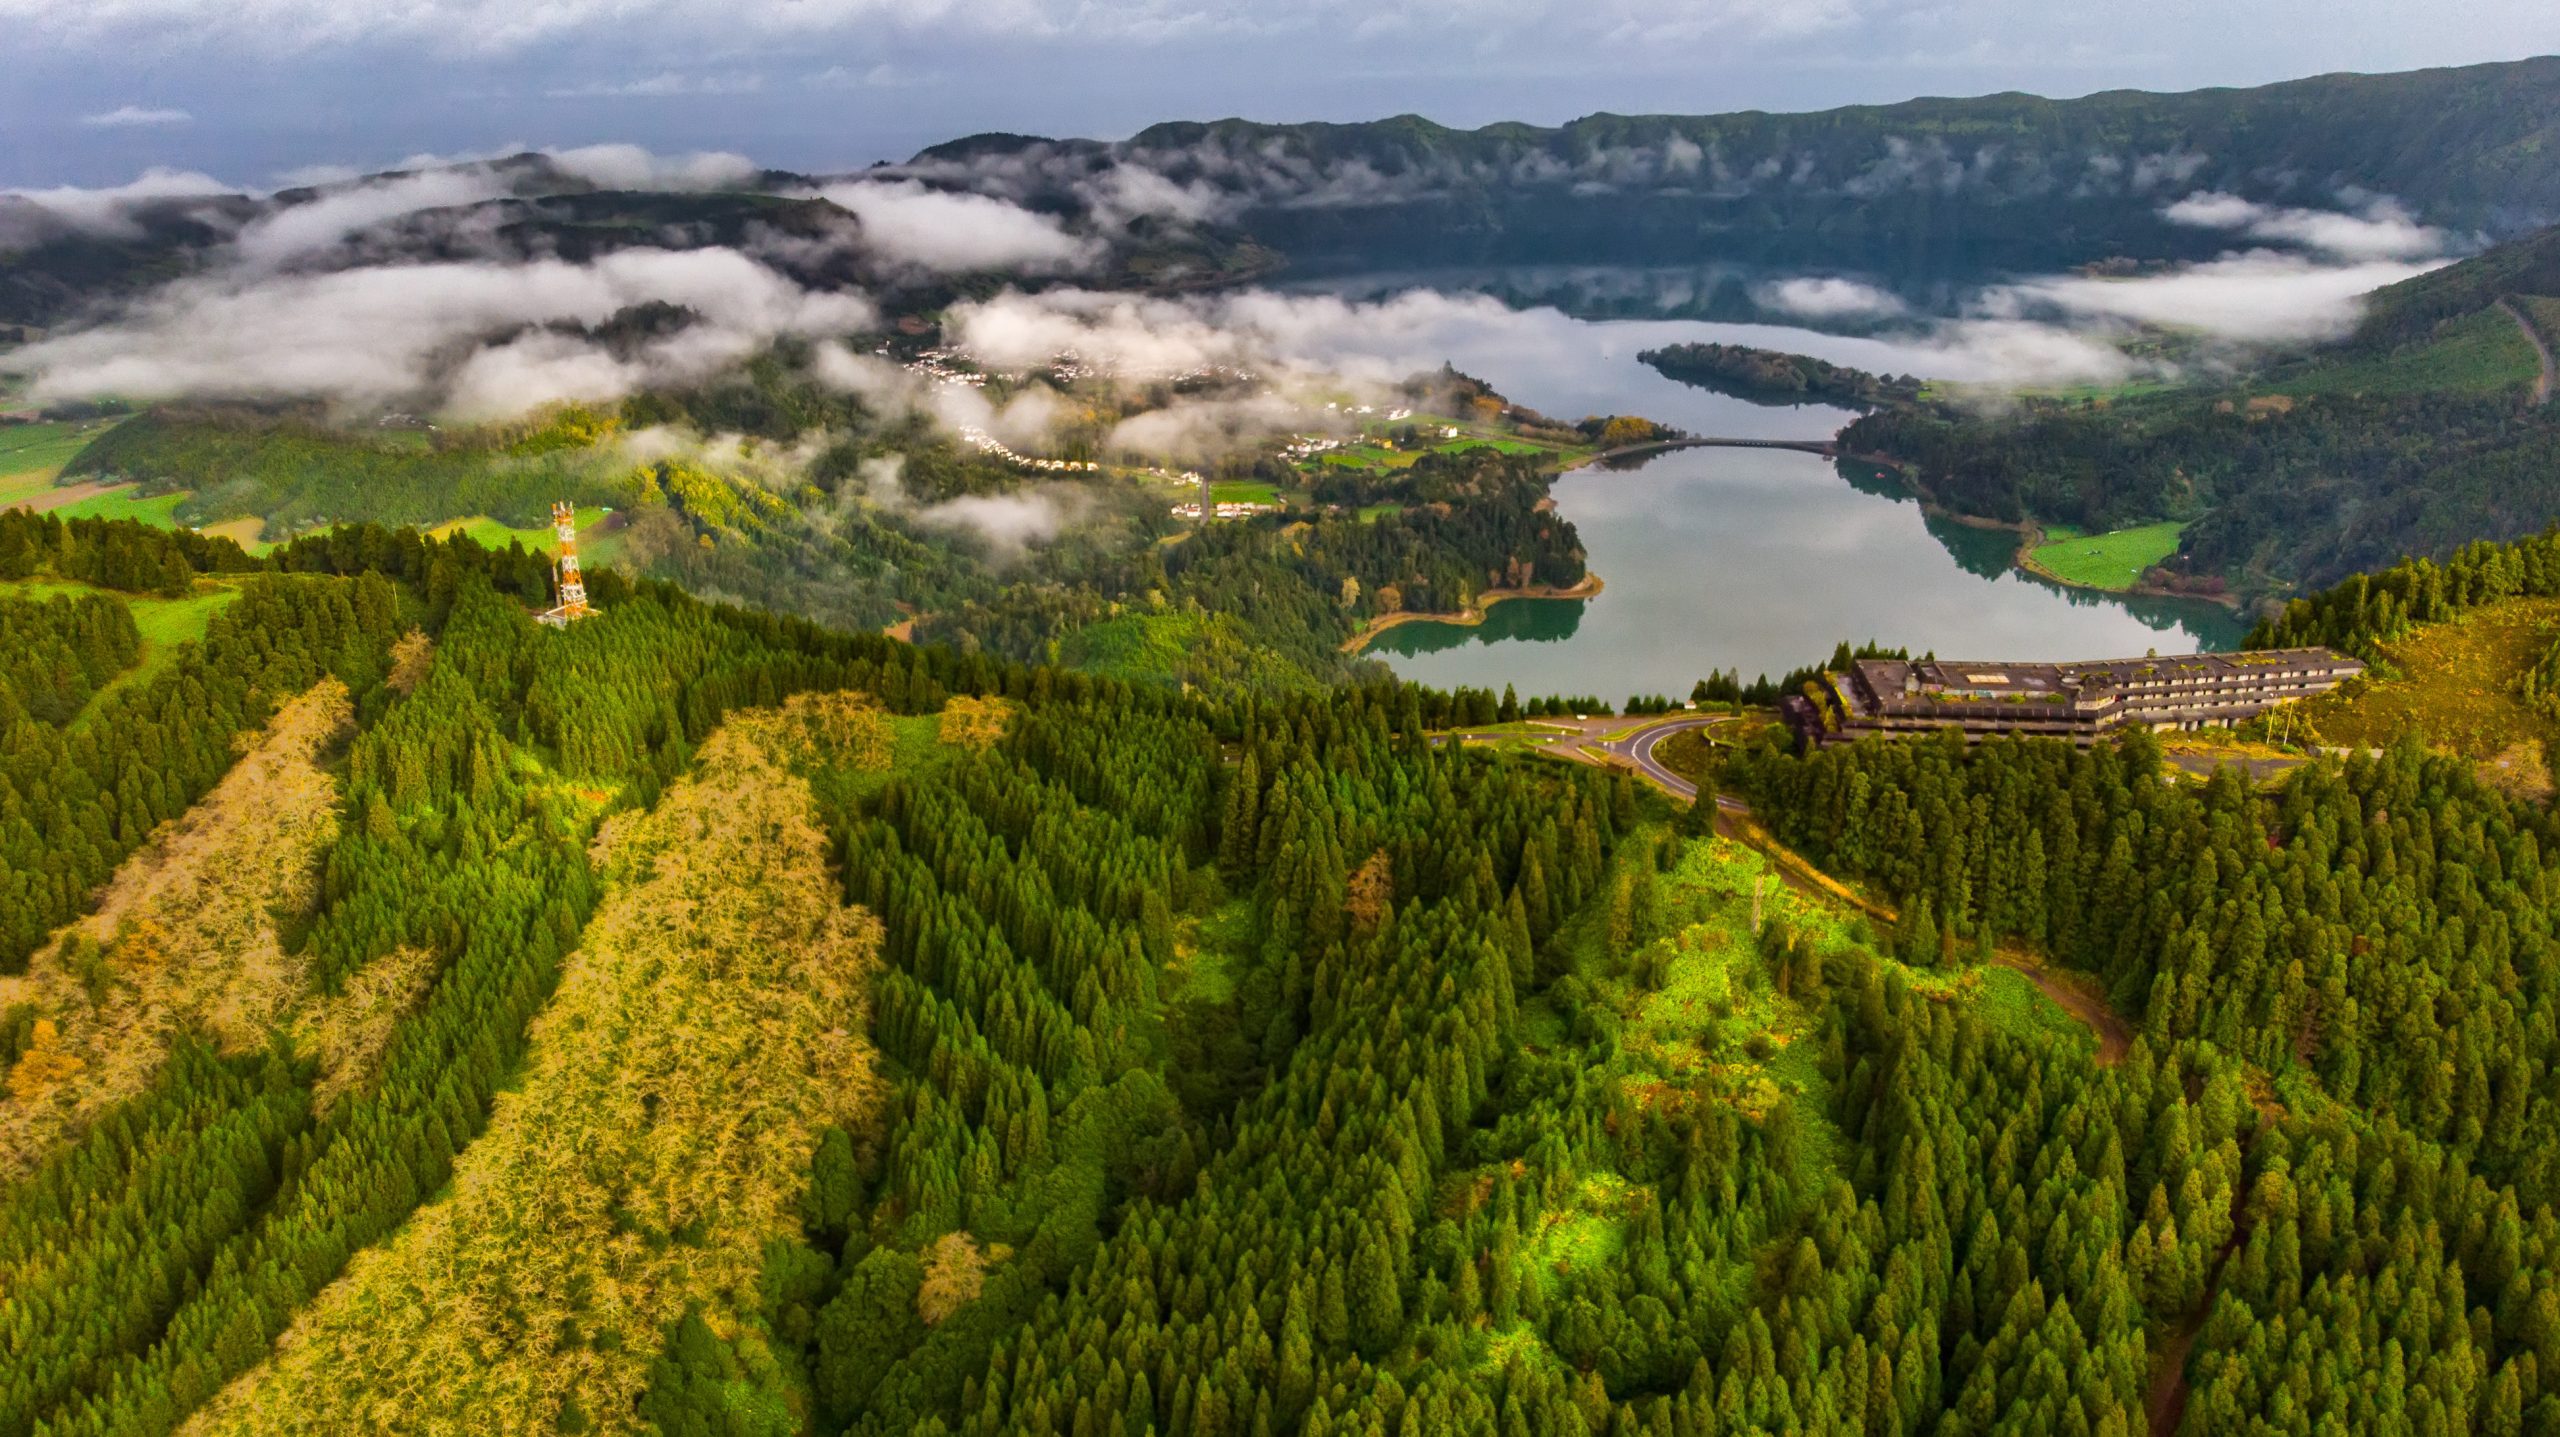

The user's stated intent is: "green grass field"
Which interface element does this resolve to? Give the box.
[0,576,243,727]
[0,420,117,479]
[1435,436,1552,457]
[429,507,622,564]
[2026,520,2186,589]
[2272,306,2542,397]
[1207,481,1279,506]
[49,487,191,528]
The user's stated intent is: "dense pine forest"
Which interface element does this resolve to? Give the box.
[5,505,2560,1436]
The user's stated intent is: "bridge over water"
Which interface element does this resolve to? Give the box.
[1590,436,1840,463]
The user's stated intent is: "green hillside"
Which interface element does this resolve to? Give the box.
[926,57,2560,283]
[2,508,2556,1436]
[1840,220,2560,598]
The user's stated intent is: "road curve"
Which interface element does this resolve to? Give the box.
[1600,714,1750,813]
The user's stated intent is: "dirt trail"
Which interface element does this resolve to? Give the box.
[2144,1167,2256,1435]
[2500,297,2555,406]
[1990,955,2132,1065]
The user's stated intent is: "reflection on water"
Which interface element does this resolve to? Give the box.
[1322,285,2250,699]
[1367,449,2248,699]
[1373,595,1588,657]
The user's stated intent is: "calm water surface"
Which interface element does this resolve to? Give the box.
[1351,304,2247,697]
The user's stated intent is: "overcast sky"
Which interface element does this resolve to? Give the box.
[4,0,2557,188]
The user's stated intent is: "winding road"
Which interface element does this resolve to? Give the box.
[1585,712,2137,1065]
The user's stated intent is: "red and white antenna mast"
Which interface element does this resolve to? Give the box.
[537,501,597,627]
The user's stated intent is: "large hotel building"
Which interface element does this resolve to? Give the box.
[1782,648,2364,747]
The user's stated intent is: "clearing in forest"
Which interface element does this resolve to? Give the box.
[186,692,890,1436]
[2297,595,2560,760]
[0,680,351,1180]
[0,576,245,727]
[2025,520,2187,591]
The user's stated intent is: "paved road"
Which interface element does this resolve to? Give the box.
[1594,714,1752,815]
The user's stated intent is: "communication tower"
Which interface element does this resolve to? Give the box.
[536,501,598,627]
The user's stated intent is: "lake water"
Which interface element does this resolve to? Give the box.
[1341,302,2249,698]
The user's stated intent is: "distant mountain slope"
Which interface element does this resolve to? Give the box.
[2356,221,2560,348]
[0,153,1267,331]
[1830,219,2560,601]
[907,57,2560,281]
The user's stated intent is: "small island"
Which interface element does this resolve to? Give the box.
[1638,342,1925,410]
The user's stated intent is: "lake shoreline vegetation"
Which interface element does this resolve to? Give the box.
[1335,572,1606,653]
[1622,223,2560,618]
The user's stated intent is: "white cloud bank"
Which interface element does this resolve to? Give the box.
[234,167,512,268]
[1754,276,1908,320]
[1,168,234,238]
[2161,190,2452,262]
[809,179,1101,274]
[16,247,875,418]
[1988,250,2444,343]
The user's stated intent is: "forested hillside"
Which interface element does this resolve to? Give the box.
[911,57,2560,284]
[1833,222,2560,599]
[7,510,2560,1435]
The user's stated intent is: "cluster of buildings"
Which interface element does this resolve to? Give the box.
[1783,648,2363,748]
[1046,352,1259,387]
[901,348,987,389]
[1169,498,1282,520]
[952,426,1100,473]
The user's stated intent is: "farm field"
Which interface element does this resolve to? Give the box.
[48,486,190,528]
[0,420,118,493]
[2026,519,2187,590]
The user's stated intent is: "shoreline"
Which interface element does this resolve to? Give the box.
[2008,522,2246,612]
[1340,573,1606,653]
[1872,454,2247,615]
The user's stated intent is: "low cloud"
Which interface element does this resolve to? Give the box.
[1988,250,2443,343]
[15,247,875,419]
[1754,276,1907,320]
[2161,190,2451,262]
[838,446,1082,557]
[1,168,236,240]
[911,490,1082,556]
[234,167,512,269]
[810,179,1101,274]
[80,105,193,128]
[1107,391,1318,462]
[544,143,759,190]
